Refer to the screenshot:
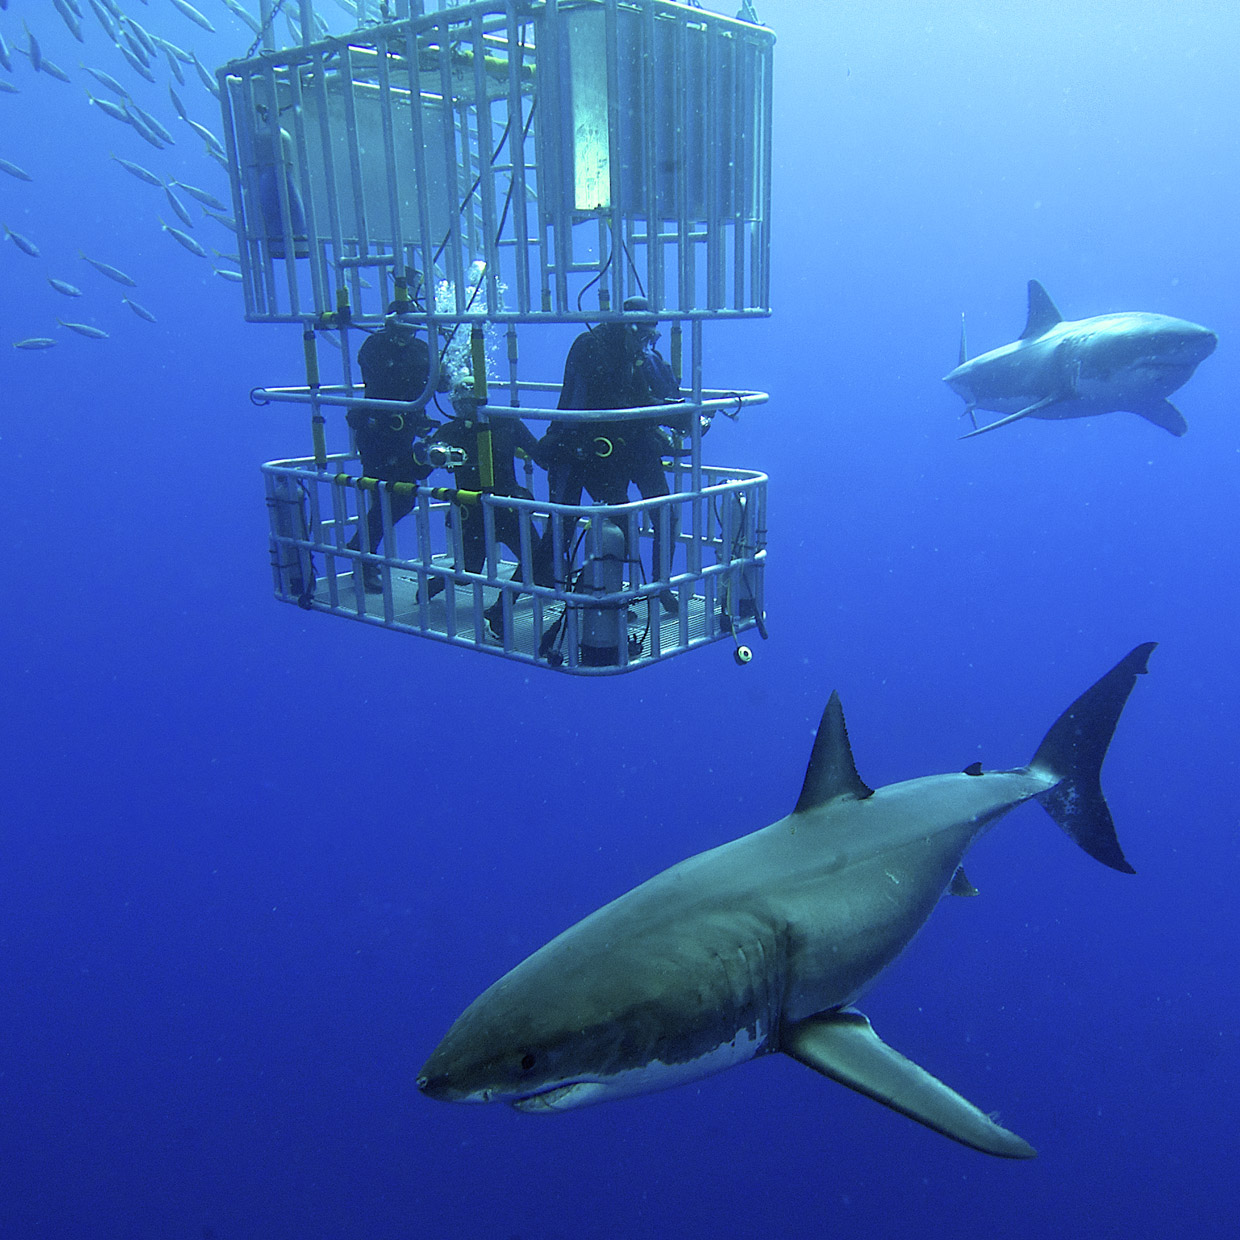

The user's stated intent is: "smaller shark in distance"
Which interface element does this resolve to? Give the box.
[944,280,1216,438]
[419,644,1156,1158]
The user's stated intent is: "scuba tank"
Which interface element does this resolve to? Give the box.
[578,518,626,667]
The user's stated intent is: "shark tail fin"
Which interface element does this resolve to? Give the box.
[1029,643,1156,874]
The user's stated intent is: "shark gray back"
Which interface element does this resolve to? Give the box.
[419,644,1156,1158]
[944,280,1215,438]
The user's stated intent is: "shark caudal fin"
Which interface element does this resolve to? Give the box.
[1028,643,1156,874]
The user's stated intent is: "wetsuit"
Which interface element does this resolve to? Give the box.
[533,323,685,589]
[347,322,434,557]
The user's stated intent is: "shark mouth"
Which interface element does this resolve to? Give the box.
[511,1081,606,1113]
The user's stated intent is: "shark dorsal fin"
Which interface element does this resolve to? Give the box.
[794,691,873,815]
[1020,280,1063,340]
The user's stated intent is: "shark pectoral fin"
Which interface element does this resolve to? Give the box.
[783,1010,1036,1159]
[958,394,1065,439]
[1132,399,1188,436]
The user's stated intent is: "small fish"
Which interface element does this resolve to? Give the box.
[122,297,157,322]
[123,17,156,60]
[121,30,151,69]
[168,83,188,120]
[87,92,131,124]
[220,0,262,36]
[53,0,84,42]
[169,0,216,35]
[191,51,219,98]
[119,44,156,84]
[62,0,85,18]
[22,21,40,74]
[13,338,57,350]
[213,249,240,263]
[81,251,137,287]
[184,117,225,159]
[111,153,163,187]
[0,157,32,181]
[203,145,229,171]
[82,66,129,99]
[38,57,72,85]
[213,268,243,282]
[173,180,226,211]
[164,184,194,228]
[163,47,185,87]
[126,110,167,150]
[201,208,237,233]
[86,0,117,42]
[3,223,40,257]
[0,80,18,96]
[58,318,109,340]
[160,219,208,258]
[0,30,11,73]
[150,35,193,64]
[48,277,83,297]
[129,102,174,145]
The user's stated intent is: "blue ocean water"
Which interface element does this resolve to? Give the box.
[2,1,1236,1237]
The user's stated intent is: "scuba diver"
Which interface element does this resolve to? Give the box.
[421,393,545,639]
[346,299,439,590]
[532,296,691,608]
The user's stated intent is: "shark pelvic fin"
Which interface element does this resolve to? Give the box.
[794,691,873,814]
[1030,643,1156,874]
[1021,279,1063,340]
[783,1009,1036,1159]
[949,866,979,896]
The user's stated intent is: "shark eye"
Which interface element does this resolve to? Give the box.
[520,1052,537,1072]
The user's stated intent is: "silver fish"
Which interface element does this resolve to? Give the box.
[0,157,32,181]
[221,0,262,36]
[150,35,193,64]
[86,0,117,42]
[48,278,83,297]
[61,0,85,19]
[39,58,72,84]
[164,184,194,228]
[23,21,40,74]
[111,154,163,187]
[163,47,185,86]
[80,252,137,286]
[0,31,10,74]
[0,81,18,96]
[58,318,110,340]
[122,297,157,322]
[184,117,225,158]
[172,180,226,211]
[87,93,131,124]
[121,30,151,69]
[168,83,188,119]
[190,51,219,98]
[129,103,174,145]
[126,110,167,150]
[82,67,129,100]
[123,17,156,60]
[161,219,208,258]
[201,208,237,233]
[213,268,243,282]
[169,0,216,35]
[13,338,57,350]
[119,44,156,84]
[53,0,84,42]
[3,223,39,257]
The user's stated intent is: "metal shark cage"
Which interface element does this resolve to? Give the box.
[222,0,774,674]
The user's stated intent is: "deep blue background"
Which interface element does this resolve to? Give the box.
[2,2,1236,1237]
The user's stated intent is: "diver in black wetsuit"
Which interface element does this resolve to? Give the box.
[532,296,687,602]
[423,397,544,637]
[346,308,438,590]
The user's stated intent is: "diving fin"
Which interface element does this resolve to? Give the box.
[783,1009,1036,1159]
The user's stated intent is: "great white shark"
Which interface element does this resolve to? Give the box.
[419,644,1156,1158]
[944,280,1215,438]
